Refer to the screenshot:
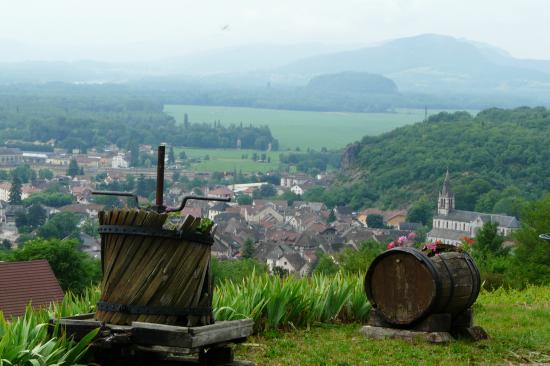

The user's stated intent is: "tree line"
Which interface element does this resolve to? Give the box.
[0,85,278,153]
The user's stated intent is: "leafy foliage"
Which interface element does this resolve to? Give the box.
[211,258,267,285]
[214,272,370,331]
[8,175,22,205]
[37,212,80,240]
[23,192,74,208]
[252,184,277,199]
[0,307,98,366]
[4,238,101,293]
[366,214,384,228]
[337,107,550,210]
[512,194,550,286]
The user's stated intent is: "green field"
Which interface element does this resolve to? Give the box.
[177,147,280,173]
[165,104,474,150]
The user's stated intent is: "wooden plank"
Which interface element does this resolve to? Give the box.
[191,324,254,348]
[132,321,193,348]
[60,313,95,320]
[132,321,190,333]
[360,325,452,344]
[131,320,253,349]
[134,344,195,355]
[189,319,254,335]
[57,318,101,327]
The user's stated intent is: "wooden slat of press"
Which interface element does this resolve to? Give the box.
[164,245,209,325]
[148,240,207,324]
[100,209,139,323]
[107,210,160,324]
[101,209,151,323]
[142,238,198,324]
[118,212,169,324]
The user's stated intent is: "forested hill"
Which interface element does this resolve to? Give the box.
[306,72,398,94]
[328,107,550,214]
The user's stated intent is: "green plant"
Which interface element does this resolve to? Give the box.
[0,306,98,365]
[213,272,370,332]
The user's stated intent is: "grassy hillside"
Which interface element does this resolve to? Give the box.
[165,105,442,150]
[331,107,550,211]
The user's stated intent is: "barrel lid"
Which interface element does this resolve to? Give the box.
[365,247,441,325]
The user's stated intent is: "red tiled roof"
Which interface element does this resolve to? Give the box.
[0,260,64,318]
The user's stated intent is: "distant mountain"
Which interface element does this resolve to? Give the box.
[0,43,360,84]
[280,34,550,96]
[3,34,550,109]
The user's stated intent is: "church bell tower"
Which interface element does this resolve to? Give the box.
[438,169,455,215]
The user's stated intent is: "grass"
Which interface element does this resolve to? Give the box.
[176,147,281,173]
[165,105,476,150]
[234,285,550,365]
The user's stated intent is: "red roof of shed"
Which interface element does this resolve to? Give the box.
[0,260,64,318]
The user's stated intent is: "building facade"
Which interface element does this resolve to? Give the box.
[427,171,520,245]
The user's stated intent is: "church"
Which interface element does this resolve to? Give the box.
[426,171,520,245]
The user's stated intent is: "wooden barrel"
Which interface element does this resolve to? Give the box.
[364,247,480,325]
[94,208,215,326]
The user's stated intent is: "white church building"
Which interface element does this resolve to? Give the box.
[427,171,520,245]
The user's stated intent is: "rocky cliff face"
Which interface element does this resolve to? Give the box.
[340,142,361,170]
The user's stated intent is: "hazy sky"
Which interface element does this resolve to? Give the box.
[1,0,549,62]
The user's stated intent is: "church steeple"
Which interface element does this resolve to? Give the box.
[438,169,455,215]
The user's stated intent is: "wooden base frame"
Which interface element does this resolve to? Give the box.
[51,314,255,366]
[362,308,488,343]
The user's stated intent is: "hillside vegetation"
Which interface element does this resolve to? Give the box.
[328,107,550,212]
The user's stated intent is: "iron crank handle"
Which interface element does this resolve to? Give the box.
[165,195,231,213]
[92,191,140,207]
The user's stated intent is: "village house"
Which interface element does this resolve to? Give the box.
[46,154,71,166]
[111,153,129,168]
[57,203,102,219]
[0,148,23,166]
[22,152,48,165]
[229,182,266,195]
[0,260,64,318]
[70,185,92,204]
[0,182,41,201]
[290,184,304,196]
[208,186,233,199]
[358,208,408,228]
[280,174,310,188]
[243,205,284,225]
[208,202,229,220]
[427,171,520,245]
[265,244,310,276]
[75,155,101,169]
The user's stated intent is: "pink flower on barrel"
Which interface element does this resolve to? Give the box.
[386,232,416,250]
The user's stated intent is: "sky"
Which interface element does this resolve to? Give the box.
[0,0,549,62]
